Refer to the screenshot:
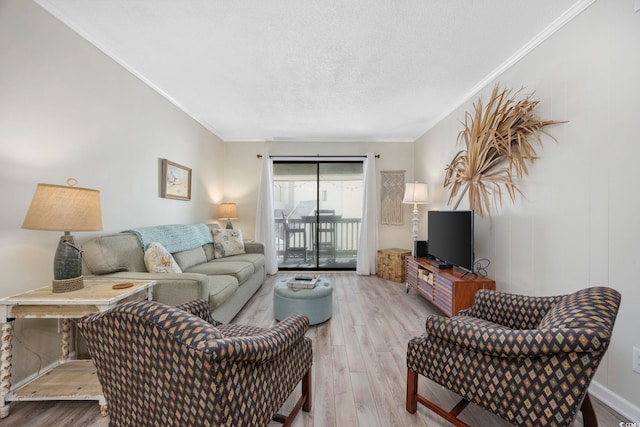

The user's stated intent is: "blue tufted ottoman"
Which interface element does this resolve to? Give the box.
[273,278,333,325]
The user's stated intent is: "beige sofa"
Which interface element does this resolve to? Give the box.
[81,224,265,323]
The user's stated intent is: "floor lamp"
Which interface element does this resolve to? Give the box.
[402,182,429,249]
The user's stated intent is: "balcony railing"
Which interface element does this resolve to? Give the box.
[275,217,361,265]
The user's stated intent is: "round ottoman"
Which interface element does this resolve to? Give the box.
[273,278,333,325]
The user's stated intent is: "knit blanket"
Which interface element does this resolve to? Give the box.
[127,224,213,253]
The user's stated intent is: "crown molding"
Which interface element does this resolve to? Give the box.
[419,0,596,139]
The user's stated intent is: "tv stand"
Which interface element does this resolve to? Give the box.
[406,256,496,316]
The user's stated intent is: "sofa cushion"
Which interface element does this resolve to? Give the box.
[144,242,182,273]
[211,229,245,258]
[185,261,254,285]
[212,253,265,272]
[82,233,146,274]
[172,246,208,271]
[148,273,239,311]
[203,243,215,261]
[207,275,240,310]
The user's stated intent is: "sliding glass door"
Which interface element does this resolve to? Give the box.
[273,161,363,270]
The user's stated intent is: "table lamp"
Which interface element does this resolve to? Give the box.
[22,178,103,293]
[402,181,429,241]
[218,203,238,229]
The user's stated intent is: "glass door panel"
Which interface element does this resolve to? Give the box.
[273,163,317,268]
[316,163,363,268]
[273,161,363,270]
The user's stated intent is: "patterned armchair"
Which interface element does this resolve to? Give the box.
[406,286,621,427]
[77,299,312,427]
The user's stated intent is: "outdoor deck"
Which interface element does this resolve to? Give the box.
[275,217,360,269]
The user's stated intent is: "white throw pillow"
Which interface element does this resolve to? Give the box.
[212,229,246,258]
[144,242,182,273]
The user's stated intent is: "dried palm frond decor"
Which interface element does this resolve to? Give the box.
[444,84,563,218]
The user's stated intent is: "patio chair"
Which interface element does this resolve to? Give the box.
[282,211,307,262]
[315,209,337,261]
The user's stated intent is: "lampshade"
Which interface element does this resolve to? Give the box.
[402,182,429,204]
[22,182,103,232]
[218,203,238,220]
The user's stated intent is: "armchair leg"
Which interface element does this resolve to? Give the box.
[302,367,312,412]
[406,368,471,427]
[581,393,598,427]
[273,367,312,427]
[406,368,418,413]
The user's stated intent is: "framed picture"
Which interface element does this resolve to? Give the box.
[161,159,192,200]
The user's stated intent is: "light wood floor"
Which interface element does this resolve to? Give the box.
[0,273,629,427]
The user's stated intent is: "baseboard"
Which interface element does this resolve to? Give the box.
[589,380,640,422]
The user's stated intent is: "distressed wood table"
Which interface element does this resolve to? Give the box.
[0,279,156,418]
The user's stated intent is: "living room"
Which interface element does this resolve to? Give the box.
[1,0,639,425]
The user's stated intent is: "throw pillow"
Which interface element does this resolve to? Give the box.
[144,242,182,273]
[212,229,245,258]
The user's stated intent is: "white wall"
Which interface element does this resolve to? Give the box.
[223,141,416,250]
[415,0,640,417]
[0,0,224,382]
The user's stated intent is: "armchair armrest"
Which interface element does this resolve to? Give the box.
[422,314,610,357]
[201,313,310,362]
[176,299,223,326]
[464,289,565,329]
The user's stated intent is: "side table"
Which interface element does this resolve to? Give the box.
[377,248,412,282]
[0,278,156,418]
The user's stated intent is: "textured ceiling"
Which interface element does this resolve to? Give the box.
[35,0,589,142]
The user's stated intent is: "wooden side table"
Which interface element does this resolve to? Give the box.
[0,279,156,418]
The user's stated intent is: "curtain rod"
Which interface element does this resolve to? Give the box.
[257,154,379,159]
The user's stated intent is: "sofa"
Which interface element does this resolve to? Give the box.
[81,224,266,323]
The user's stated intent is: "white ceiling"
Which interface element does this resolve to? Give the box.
[35,0,590,143]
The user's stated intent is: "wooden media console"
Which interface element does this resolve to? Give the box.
[406,256,495,316]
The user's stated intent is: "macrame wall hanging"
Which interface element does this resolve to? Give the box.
[380,170,405,225]
[444,84,564,218]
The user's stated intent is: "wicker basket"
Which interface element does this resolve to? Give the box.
[377,248,412,282]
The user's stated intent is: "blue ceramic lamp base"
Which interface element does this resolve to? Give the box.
[52,233,84,293]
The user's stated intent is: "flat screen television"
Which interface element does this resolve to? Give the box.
[427,210,474,272]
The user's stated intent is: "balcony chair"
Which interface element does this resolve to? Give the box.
[282,212,307,262]
[315,209,337,262]
[406,286,621,427]
[78,299,312,427]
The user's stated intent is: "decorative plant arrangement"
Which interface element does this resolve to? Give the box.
[444,84,563,218]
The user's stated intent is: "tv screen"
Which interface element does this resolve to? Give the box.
[427,210,474,272]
